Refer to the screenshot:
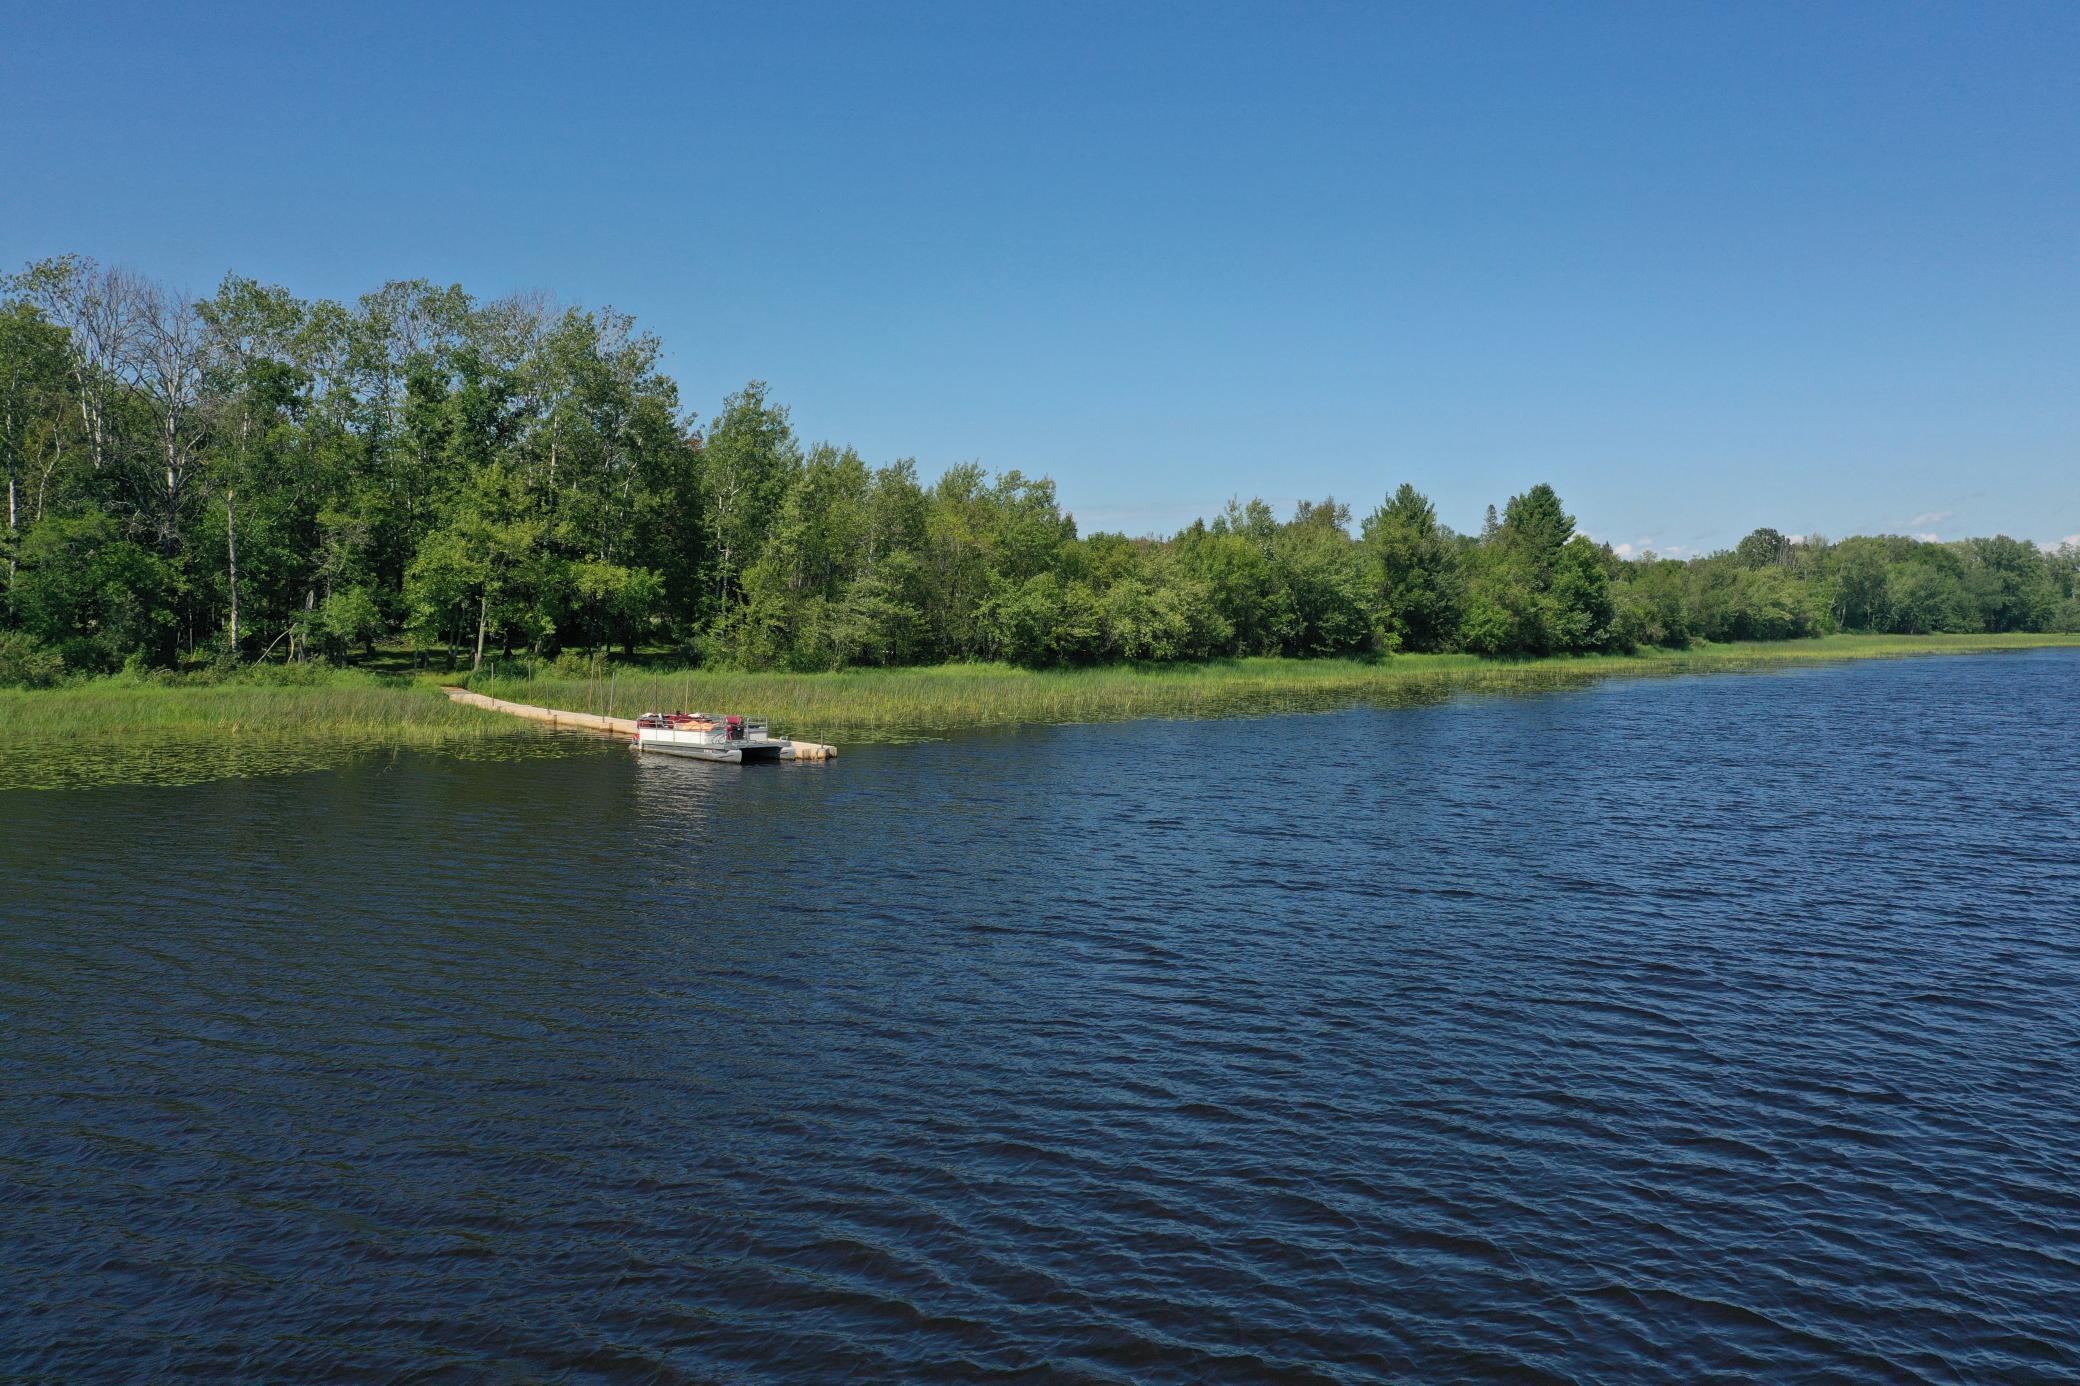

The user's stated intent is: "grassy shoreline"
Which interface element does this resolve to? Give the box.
[0,670,538,790]
[3,633,2073,785]
[470,633,2080,740]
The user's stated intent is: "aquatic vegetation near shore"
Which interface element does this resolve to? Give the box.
[0,677,561,791]
[473,634,2080,742]
[3,633,2075,791]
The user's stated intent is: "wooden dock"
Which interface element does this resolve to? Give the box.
[440,687,836,760]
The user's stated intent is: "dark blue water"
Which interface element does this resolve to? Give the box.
[5,651,2079,1382]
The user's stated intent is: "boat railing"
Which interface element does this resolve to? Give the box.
[637,712,769,742]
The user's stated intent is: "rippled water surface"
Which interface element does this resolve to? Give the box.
[5,651,2078,1381]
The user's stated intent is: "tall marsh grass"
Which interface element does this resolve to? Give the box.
[0,673,500,742]
[470,632,2080,742]
[3,632,2072,789]
[0,669,539,789]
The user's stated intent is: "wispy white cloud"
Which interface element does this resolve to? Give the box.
[2041,533,2080,554]
[1915,532,1941,543]
[1612,542,1636,558]
[1906,510,1953,529]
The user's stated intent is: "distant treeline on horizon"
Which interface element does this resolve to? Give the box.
[3,256,2076,687]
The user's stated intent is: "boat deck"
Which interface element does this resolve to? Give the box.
[638,738,788,763]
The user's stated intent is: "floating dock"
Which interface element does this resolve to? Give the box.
[440,687,836,760]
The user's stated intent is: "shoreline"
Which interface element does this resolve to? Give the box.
[2,633,2076,790]
[472,633,2080,740]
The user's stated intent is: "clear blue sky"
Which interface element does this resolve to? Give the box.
[4,1,2076,554]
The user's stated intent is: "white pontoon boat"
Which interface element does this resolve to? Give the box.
[632,712,791,763]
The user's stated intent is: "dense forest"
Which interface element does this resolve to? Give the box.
[3,257,2076,687]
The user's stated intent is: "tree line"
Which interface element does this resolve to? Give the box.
[3,257,2076,686]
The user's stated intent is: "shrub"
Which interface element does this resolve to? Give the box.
[553,650,605,679]
[0,632,66,688]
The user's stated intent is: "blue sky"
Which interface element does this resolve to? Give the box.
[3,1,2075,554]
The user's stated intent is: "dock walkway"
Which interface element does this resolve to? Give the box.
[439,687,835,760]
[441,686,637,735]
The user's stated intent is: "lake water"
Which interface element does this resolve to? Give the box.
[4,651,2078,1381]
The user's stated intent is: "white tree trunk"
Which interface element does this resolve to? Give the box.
[226,488,239,656]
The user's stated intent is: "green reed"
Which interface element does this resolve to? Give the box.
[0,671,545,789]
[3,632,2073,789]
[0,676,499,742]
[470,633,2080,743]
